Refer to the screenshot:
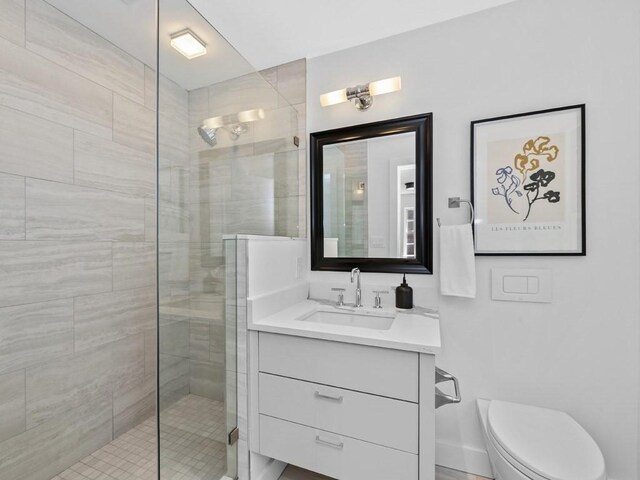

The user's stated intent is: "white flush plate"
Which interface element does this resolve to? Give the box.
[491,268,552,303]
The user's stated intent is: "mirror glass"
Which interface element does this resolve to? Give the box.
[322,133,416,259]
[311,114,433,274]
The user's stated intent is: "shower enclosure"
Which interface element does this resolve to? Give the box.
[157,0,300,478]
[0,0,302,479]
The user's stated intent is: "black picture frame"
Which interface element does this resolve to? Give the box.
[471,104,586,256]
[310,113,433,273]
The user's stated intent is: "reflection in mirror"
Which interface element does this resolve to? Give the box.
[311,114,433,274]
[322,133,416,259]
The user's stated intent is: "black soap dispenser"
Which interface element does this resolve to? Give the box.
[396,274,413,309]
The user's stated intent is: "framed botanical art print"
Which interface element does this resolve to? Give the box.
[471,104,585,255]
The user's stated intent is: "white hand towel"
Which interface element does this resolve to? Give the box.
[440,224,476,298]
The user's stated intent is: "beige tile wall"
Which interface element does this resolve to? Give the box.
[0,1,305,478]
[0,1,158,479]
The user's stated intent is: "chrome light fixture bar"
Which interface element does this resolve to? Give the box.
[170,28,207,59]
[320,76,402,111]
[197,108,265,147]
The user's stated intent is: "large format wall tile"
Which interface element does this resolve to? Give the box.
[74,131,154,197]
[189,321,211,361]
[160,111,189,169]
[0,242,112,308]
[224,198,275,236]
[159,75,188,121]
[277,59,306,106]
[0,37,112,138]
[0,397,112,480]
[0,370,25,443]
[113,94,155,155]
[0,0,163,473]
[26,179,145,241]
[0,0,25,47]
[145,197,157,242]
[26,0,145,104]
[113,242,156,291]
[144,66,156,110]
[0,299,73,375]
[144,328,157,376]
[0,105,74,183]
[158,77,188,169]
[189,359,223,401]
[159,317,189,358]
[159,354,189,409]
[113,375,155,438]
[274,149,300,198]
[74,287,156,352]
[0,173,25,239]
[207,72,279,119]
[26,334,144,427]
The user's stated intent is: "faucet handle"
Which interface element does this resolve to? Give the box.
[373,290,390,309]
[331,287,345,306]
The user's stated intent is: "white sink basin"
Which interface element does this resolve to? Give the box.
[297,307,395,330]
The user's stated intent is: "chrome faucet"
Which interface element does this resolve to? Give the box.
[350,267,363,307]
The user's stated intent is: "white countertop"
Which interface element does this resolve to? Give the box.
[249,299,441,355]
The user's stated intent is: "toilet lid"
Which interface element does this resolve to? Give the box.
[488,401,606,480]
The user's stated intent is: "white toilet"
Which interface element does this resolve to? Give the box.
[476,399,606,480]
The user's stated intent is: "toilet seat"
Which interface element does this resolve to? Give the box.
[487,401,606,480]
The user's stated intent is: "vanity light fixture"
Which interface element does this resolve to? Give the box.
[319,76,402,111]
[197,108,265,147]
[170,28,207,59]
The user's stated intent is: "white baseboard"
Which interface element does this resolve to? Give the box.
[436,441,493,478]
[253,458,287,480]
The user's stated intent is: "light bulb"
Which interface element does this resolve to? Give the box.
[320,88,348,107]
[202,116,224,129]
[237,108,265,123]
[368,76,402,96]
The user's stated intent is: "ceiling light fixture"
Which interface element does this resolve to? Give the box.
[170,28,207,59]
[320,76,402,111]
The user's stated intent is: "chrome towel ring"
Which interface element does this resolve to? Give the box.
[437,197,474,227]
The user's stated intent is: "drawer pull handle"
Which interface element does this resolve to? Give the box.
[314,391,343,402]
[315,434,344,449]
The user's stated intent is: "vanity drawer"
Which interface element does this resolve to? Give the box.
[258,332,418,402]
[259,373,418,453]
[260,415,418,480]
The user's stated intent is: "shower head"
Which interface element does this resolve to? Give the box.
[197,125,217,147]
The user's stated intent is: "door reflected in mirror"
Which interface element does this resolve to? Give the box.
[322,133,416,259]
[311,114,433,274]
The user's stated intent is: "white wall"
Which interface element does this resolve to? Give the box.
[307,0,640,478]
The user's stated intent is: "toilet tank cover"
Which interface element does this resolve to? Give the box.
[488,401,606,480]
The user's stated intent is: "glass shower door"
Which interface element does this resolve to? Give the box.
[156,0,242,478]
[157,1,300,479]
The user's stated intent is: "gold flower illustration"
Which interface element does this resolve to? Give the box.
[514,136,559,180]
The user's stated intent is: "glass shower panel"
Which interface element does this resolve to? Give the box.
[0,1,157,479]
[158,1,299,479]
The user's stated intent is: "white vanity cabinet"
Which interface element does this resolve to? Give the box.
[253,332,436,480]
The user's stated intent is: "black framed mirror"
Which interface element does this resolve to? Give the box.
[310,113,433,273]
